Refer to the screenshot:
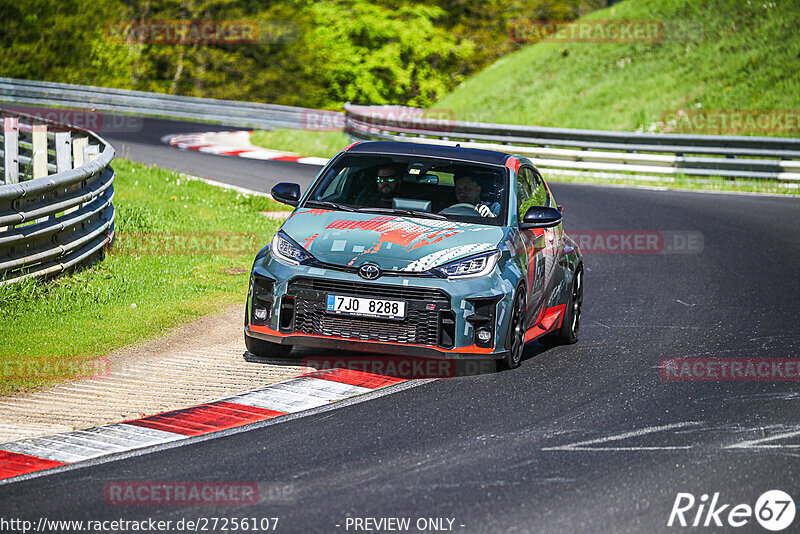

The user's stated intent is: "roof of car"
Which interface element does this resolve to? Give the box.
[345,141,511,166]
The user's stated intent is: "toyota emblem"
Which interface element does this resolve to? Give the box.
[358,263,381,280]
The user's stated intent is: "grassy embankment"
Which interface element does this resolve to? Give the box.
[438,0,800,193]
[441,0,799,130]
[0,159,288,395]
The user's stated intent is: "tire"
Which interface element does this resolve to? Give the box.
[244,332,293,358]
[498,289,527,370]
[543,267,583,345]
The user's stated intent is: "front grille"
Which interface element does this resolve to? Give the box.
[286,277,451,347]
[289,277,449,302]
[294,298,440,345]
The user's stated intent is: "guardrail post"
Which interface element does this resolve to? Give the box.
[55,131,71,172]
[76,144,101,212]
[32,123,47,179]
[84,144,100,163]
[3,116,19,184]
[53,130,75,219]
[72,137,87,167]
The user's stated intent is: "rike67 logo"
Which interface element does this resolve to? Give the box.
[668,490,796,531]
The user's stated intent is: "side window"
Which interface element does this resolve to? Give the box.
[317,168,342,200]
[530,169,549,207]
[319,167,355,201]
[516,168,532,220]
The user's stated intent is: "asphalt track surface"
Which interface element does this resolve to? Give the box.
[2,118,800,533]
[101,116,321,190]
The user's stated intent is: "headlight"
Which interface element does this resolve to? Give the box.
[271,231,312,265]
[434,250,500,279]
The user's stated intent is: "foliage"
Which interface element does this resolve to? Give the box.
[0,0,602,108]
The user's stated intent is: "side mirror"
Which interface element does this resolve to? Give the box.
[271,182,301,206]
[521,206,562,228]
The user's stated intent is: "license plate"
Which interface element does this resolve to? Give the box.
[326,295,406,320]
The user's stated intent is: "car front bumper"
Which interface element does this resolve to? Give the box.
[245,253,518,359]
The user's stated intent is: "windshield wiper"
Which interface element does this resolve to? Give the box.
[304,200,356,212]
[357,207,448,220]
[305,202,447,220]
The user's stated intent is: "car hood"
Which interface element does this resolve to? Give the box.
[281,208,504,272]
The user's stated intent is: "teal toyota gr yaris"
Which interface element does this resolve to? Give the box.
[245,141,583,369]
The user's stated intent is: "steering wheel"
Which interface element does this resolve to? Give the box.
[438,203,480,215]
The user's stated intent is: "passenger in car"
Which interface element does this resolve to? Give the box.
[453,174,500,217]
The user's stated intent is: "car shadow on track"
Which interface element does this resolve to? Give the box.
[243,340,561,379]
[520,341,553,365]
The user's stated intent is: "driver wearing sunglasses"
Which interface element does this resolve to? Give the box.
[356,166,403,208]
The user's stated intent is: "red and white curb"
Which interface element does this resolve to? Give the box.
[0,368,405,483]
[166,131,330,166]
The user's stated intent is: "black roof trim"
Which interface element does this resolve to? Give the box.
[346,141,511,166]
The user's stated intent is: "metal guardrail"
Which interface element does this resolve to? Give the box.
[0,109,115,285]
[0,77,340,130]
[4,77,797,181]
[344,104,800,181]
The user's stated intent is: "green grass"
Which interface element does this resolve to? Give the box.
[250,128,351,158]
[437,0,800,134]
[0,159,287,395]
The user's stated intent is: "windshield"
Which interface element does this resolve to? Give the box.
[305,153,508,226]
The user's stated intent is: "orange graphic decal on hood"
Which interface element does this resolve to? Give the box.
[324,216,465,266]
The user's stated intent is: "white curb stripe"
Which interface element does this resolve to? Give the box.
[269,377,372,400]
[197,145,239,154]
[0,370,411,483]
[72,424,186,447]
[1,424,185,463]
[166,131,330,166]
[238,150,293,160]
[1,440,89,463]
[3,438,109,463]
[223,387,330,413]
[297,156,331,166]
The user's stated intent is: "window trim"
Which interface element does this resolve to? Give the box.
[303,152,510,226]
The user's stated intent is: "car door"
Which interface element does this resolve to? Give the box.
[531,169,560,299]
[516,166,547,328]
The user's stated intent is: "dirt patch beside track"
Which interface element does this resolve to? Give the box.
[0,304,313,443]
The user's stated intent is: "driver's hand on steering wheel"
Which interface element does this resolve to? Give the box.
[476,204,495,218]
